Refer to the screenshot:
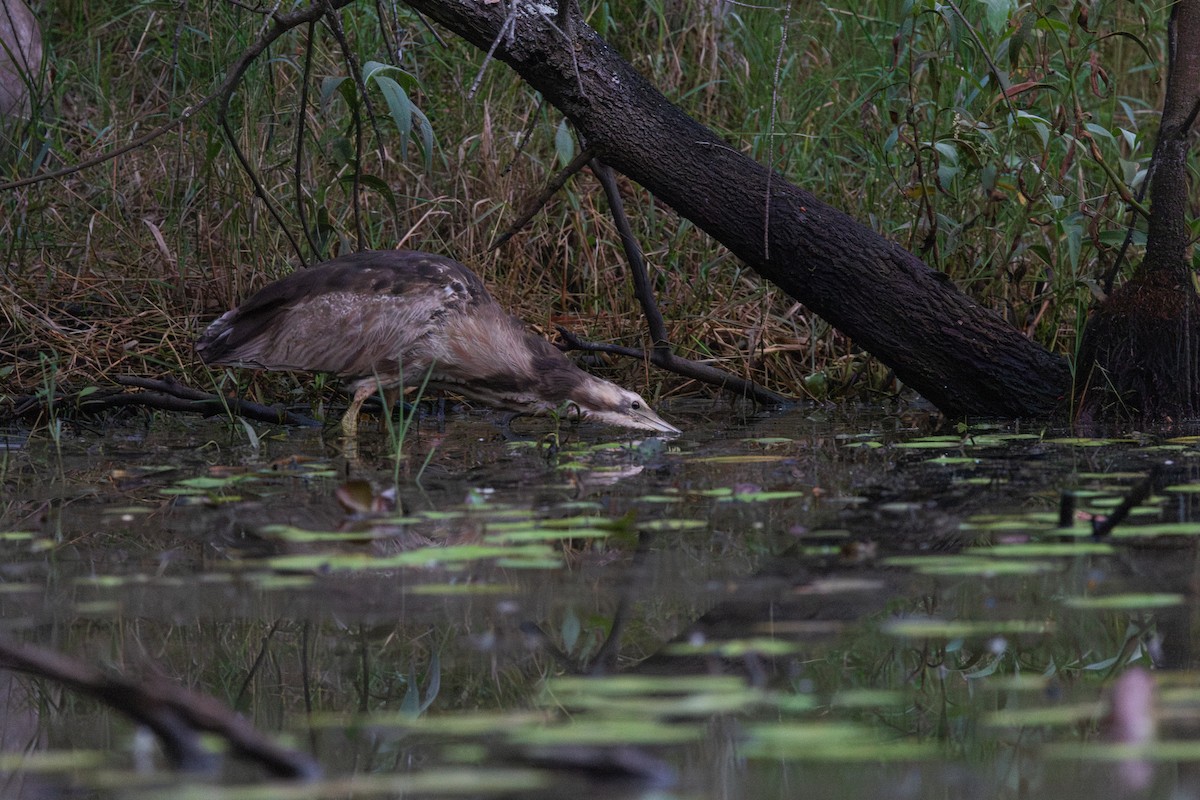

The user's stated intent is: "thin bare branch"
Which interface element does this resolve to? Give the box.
[468,2,520,100]
[590,159,669,352]
[490,145,596,249]
[556,327,789,406]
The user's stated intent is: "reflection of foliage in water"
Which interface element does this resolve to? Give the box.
[4,415,1200,797]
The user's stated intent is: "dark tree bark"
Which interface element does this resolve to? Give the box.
[401,0,1072,417]
[1076,0,1200,421]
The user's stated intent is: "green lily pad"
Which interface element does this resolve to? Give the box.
[742,722,937,761]
[985,702,1104,727]
[1063,593,1185,609]
[509,719,703,746]
[638,519,708,532]
[882,617,1054,638]
[964,543,1115,557]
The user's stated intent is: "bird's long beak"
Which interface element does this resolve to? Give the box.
[632,406,681,435]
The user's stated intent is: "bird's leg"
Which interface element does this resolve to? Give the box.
[343,384,373,438]
[380,387,401,432]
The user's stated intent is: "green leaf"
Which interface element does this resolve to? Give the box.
[338,173,398,212]
[362,59,419,94]
[555,118,575,167]
[411,105,436,174]
[975,0,1014,34]
[374,75,413,154]
[319,75,348,111]
[561,607,581,653]
[331,136,355,168]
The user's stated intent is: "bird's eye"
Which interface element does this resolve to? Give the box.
[631,401,641,410]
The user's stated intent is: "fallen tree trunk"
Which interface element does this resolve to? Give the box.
[401,0,1072,417]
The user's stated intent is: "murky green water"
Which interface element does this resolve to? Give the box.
[4,405,1200,798]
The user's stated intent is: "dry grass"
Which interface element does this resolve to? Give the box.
[0,0,1173,424]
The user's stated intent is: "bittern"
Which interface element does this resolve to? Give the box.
[196,250,679,437]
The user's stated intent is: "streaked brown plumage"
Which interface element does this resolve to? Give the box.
[196,250,679,436]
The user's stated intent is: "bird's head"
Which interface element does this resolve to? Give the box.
[568,377,680,435]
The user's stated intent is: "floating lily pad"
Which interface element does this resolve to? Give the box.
[665,637,803,657]
[964,543,1115,557]
[1085,496,1162,511]
[174,475,254,490]
[509,719,703,746]
[958,477,1007,486]
[1109,522,1200,537]
[556,501,603,511]
[538,515,618,529]
[638,519,708,532]
[884,555,1058,576]
[926,456,979,465]
[1076,471,1147,480]
[252,575,316,590]
[882,617,1054,638]
[842,440,883,449]
[100,506,154,516]
[893,440,964,450]
[1044,741,1200,761]
[722,490,807,502]
[742,722,937,761]
[959,518,1041,531]
[830,689,908,708]
[546,674,749,697]
[637,494,683,503]
[409,583,512,595]
[262,543,561,572]
[1063,593,1185,609]
[878,502,923,513]
[307,710,551,733]
[257,524,398,543]
[985,674,1053,692]
[484,527,611,543]
[0,750,108,772]
[984,702,1104,728]
[495,557,566,569]
[546,690,763,718]
[691,455,786,464]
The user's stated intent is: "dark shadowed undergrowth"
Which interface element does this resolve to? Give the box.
[0,0,1180,427]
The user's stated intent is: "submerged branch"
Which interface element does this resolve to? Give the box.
[0,637,321,780]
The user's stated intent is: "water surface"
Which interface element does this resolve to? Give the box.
[3,405,1199,798]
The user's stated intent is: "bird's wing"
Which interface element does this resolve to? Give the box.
[197,251,484,380]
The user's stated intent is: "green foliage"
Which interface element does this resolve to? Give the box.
[0,0,1178,414]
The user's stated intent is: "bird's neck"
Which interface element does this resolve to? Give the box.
[563,373,626,417]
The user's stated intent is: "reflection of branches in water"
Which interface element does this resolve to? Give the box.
[0,636,320,779]
[1056,464,1162,538]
